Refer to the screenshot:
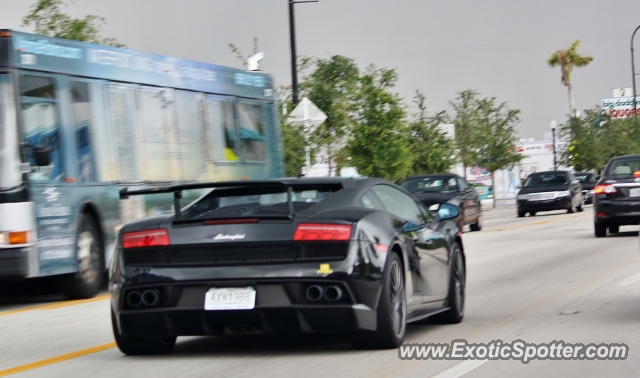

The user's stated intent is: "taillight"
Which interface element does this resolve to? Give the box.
[594,184,617,194]
[293,224,352,241]
[123,229,170,248]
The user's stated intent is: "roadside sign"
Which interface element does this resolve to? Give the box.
[613,88,633,98]
[287,97,327,134]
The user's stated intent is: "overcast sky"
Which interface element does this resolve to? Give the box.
[2,0,639,139]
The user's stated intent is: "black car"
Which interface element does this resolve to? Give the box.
[109,178,465,354]
[594,155,640,237]
[516,170,583,217]
[575,172,596,204]
[400,174,482,231]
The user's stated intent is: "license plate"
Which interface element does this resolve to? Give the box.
[630,188,640,197]
[204,287,256,310]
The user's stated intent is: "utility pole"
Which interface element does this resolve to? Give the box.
[288,0,318,106]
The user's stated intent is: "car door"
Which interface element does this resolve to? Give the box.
[567,173,582,206]
[457,178,478,222]
[371,185,449,302]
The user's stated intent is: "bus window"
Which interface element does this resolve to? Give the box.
[237,101,266,162]
[207,98,239,162]
[107,86,138,181]
[138,88,180,181]
[175,91,205,180]
[71,81,98,182]
[20,75,64,181]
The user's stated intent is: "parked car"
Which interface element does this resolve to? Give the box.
[575,172,596,204]
[516,170,583,217]
[400,174,482,231]
[594,155,640,237]
[110,178,466,354]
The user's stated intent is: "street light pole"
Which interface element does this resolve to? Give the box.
[550,120,557,171]
[632,25,640,117]
[288,0,318,106]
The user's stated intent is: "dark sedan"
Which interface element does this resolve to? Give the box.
[109,178,465,354]
[594,154,640,237]
[575,172,596,204]
[400,174,482,231]
[516,171,583,217]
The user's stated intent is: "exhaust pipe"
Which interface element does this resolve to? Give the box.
[141,290,160,307]
[126,291,142,308]
[324,286,344,302]
[305,285,324,302]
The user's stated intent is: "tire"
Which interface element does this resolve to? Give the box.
[577,199,584,212]
[567,204,576,214]
[469,214,481,232]
[430,243,465,324]
[517,211,526,218]
[111,310,176,355]
[529,211,537,216]
[594,222,607,238]
[58,214,103,299]
[349,252,406,349]
[609,225,619,234]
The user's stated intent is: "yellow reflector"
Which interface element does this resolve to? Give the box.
[9,231,28,244]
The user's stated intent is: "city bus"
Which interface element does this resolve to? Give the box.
[0,30,284,298]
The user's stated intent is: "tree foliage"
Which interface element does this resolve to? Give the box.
[449,90,482,173]
[346,65,413,182]
[558,108,640,171]
[22,0,125,47]
[548,40,593,113]
[407,91,456,174]
[299,55,360,175]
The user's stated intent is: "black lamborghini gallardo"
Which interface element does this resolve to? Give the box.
[109,177,466,354]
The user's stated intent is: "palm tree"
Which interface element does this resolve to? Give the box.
[548,40,593,115]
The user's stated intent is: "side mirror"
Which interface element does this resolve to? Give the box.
[438,203,460,220]
[429,204,440,212]
[33,146,52,167]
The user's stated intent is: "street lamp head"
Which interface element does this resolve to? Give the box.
[550,119,557,130]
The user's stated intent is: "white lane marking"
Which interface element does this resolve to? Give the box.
[616,272,640,286]
[430,360,488,378]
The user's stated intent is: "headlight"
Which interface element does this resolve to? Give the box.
[556,190,570,197]
[516,194,528,200]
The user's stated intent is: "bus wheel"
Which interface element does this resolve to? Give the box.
[59,215,103,299]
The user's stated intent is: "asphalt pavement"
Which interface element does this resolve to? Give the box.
[2,205,640,377]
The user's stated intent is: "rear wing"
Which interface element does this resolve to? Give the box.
[118,179,354,221]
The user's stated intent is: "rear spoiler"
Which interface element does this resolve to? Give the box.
[118,179,355,221]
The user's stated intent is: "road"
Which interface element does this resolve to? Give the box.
[2,205,640,377]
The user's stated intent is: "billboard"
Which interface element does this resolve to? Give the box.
[601,97,640,118]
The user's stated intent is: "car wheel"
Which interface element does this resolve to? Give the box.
[349,252,406,349]
[529,211,537,216]
[430,243,465,324]
[517,211,526,218]
[577,200,584,212]
[112,310,176,355]
[469,214,481,232]
[594,222,607,237]
[609,225,619,234]
[567,204,576,214]
[58,214,103,299]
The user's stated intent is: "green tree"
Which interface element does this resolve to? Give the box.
[299,55,360,175]
[449,90,482,178]
[473,96,523,207]
[558,107,640,171]
[548,40,593,114]
[346,65,413,182]
[22,0,125,47]
[227,37,259,69]
[407,91,456,174]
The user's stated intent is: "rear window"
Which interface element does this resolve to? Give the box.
[604,159,640,178]
[574,173,595,183]
[523,173,568,187]
[400,177,458,194]
[182,187,338,220]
